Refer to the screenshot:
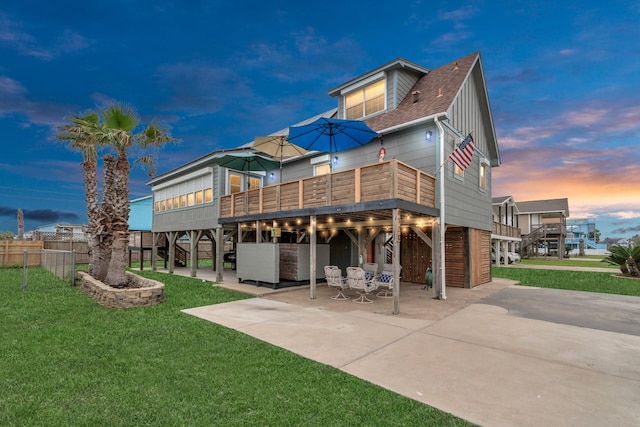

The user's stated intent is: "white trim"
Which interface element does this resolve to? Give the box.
[310,154,330,165]
[340,71,385,95]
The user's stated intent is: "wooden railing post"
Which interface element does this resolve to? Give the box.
[355,168,361,203]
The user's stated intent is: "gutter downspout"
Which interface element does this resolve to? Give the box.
[434,116,447,300]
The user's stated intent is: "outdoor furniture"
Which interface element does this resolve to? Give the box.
[324,265,349,300]
[363,262,378,280]
[374,272,395,298]
[346,266,378,304]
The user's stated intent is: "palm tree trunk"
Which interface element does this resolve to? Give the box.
[95,156,116,281]
[104,151,130,286]
[82,160,101,278]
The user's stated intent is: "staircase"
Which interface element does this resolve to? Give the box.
[522,226,547,250]
[157,244,188,267]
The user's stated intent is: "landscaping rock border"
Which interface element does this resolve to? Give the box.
[78,271,165,308]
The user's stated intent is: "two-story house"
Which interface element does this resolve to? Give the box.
[493,196,569,259]
[147,51,501,312]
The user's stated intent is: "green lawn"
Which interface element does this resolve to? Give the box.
[518,257,615,269]
[492,267,640,296]
[0,267,471,427]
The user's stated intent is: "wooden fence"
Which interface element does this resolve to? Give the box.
[0,240,44,267]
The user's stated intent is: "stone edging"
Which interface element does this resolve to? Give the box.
[78,271,165,308]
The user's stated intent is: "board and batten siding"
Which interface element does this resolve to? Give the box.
[442,69,494,233]
[151,166,220,233]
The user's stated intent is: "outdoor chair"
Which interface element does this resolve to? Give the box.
[324,265,349,300]
[346,266,378,304]
[362,263,378,280]
[374,272,395,298]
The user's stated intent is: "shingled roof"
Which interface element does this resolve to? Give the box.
[364,51,480,132]
[516,198,570,217]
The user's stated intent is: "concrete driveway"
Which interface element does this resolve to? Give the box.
[180,270,640,426]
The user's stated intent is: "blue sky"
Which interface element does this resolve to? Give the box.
[1,1,639,240]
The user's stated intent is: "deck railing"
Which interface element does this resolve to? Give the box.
[492,222,521,239]
[219,159,436,218]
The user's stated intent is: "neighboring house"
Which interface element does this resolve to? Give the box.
[147,51,502,305]
[491,195,521,264]
[33,223,86,241]
[565,218,607,254]
[493,196,569,259]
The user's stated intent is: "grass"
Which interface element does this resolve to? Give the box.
[492,267,640,296]
[0,267,472,427]
[518,257,615,269]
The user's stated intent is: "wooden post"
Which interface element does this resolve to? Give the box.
[392,208,401,315]
[309,215,317,299]
[215,227,224,282]
[168,231,178,274]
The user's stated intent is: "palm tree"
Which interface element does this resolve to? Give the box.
[55,112,103,277]
[602,245,640,275]
[99,103,176,287]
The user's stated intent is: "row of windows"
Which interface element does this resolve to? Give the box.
[154,188,213,212]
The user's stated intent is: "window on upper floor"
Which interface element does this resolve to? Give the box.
[479,162,487,190]
[345,79,385,120]
[228,171,262,194]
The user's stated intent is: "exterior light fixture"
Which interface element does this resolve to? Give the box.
[332,156,338,164]
[270,172,275,179]
[425,130,433,141]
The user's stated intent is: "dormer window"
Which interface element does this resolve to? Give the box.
[345,79,385,120]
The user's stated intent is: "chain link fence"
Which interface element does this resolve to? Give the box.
[21,250,76,291]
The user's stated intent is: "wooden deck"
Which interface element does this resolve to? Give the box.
[492,222,521,239]
[219,160,436,219]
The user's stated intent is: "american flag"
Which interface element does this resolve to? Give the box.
[449,133,475,170]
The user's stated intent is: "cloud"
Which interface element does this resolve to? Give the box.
[611,224,640,234]
[610,211,640,220]
[0,205,78,223]
[437,5,476,21]
[0,12,90,60]
[23,209,79,222]
[155,62,253,114]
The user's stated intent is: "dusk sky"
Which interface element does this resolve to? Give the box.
[1,1,639,240]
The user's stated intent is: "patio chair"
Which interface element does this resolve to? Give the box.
[363,262,378,280]
[324,265,349,300]
[374,272,395,298]
[346,266,378,304]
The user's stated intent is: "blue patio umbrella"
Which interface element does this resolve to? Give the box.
[287,117,378,171]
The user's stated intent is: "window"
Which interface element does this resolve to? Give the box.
[167,198,173,210]
[204,188,213,203]
[229,172,262,193]
[229,173,242,194]
[247,177,261,191]
[195,190,203,204]
[160,200,166,211]
[479,162,487,190]
[314,163,331,176]
[345,79,385,120]
[454,164,464,177]
[187,193,195,206]
[173,196,179,208]
[155,201,160,212]
[180,195,186,208]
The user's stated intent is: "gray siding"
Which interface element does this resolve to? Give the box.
[153,204,218,232]
[442,70,493,232]
[394,70,421,109]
